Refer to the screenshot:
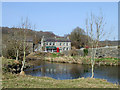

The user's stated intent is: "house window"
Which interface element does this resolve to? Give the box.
[66,43,68,46]
[53,42,55,45]
[50,42,51,45]
[60,43,61,46]
[63,47,65,50]
[66,47,68,50]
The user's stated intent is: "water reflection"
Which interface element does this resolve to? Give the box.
[25,61,119,84]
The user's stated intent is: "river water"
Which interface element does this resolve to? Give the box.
[25,61,119,84]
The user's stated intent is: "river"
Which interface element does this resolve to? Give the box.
[25,61,119,84]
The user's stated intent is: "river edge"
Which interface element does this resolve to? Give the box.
[2,57,120,88]
[26,52,120,66]
[2,72,119,88]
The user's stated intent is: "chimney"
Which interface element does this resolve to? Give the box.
[67,36,69,40]
[41,36,44,42]
[55,36,56,39]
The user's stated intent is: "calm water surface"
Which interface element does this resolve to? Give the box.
[25,61,119,84]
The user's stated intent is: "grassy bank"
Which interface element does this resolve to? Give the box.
[2,57,119,88]
[26,52,120,65]
[2,73,118,88]
[45,54,120,66]
[27,52,120,65]
[2,57,29,74]
[2,57,15,73]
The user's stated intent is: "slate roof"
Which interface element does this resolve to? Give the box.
[44,38,71,42]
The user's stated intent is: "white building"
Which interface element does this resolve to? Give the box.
[38,36,71,52]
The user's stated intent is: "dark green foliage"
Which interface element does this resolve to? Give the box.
[83,48,88,56]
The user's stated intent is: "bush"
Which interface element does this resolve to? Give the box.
[2,57,22,74]
[83,48,88,56]
[69,49,78,56]
[2,42,31,60]
[118,45,120,48]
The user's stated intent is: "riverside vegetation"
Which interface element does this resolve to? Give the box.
[2,57,119,88]
[27,52,120,66]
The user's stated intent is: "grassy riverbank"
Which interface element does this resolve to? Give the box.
[26,52,120,66]
[2,73,118,88]
[2,57,15,73]
[45,55,119,66]
[2,57,119,88]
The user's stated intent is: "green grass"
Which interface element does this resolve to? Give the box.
[50,53,64,58]
[94,58,119,65]
[2,57,15,66]
[95,58,119,61]
[2,73,119,88]
[51,53,59,58]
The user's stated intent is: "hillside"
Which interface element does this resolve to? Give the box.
[2,27,119,47]
[2,27,61,44]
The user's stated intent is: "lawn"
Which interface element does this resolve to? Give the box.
[2,73,119,88]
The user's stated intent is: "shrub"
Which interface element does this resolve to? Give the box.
[69,49,78,56]
[83,48,88,56]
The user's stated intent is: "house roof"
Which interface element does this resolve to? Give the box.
[44,38,71,42]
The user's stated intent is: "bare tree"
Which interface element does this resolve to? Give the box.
[33,24,39,52]
[2,27,23,59]
[20,17,32,75]
[12,27,23,63]
[86,18,89,46]
[86,13,106,78]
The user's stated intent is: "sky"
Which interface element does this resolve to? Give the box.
[2,2,118,41]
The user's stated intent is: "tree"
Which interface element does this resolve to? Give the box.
[12,27,23,62]
[86,13,106,78]
[2,27,31,60]
[69,27,88,49]
[19,17,32,75]
[2,27,21,59]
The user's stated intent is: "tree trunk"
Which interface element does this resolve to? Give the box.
[91,44,95,78]
[20,36,26,74]
[21,50,25,72]
[16,49,19,61]
[91,64,94,78]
